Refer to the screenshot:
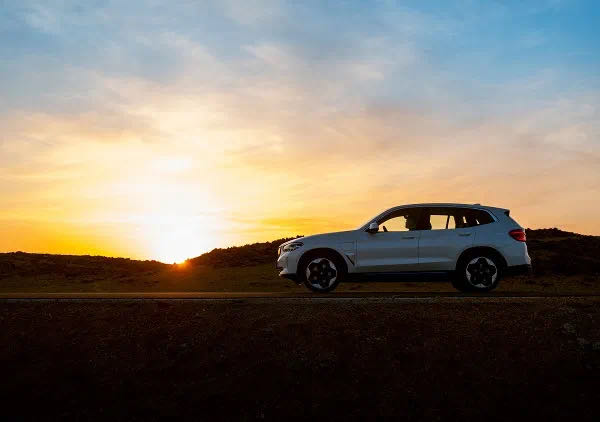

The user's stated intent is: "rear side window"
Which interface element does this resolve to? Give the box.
[467,209,495,226]
[418,208,455,230]
[429,214,449,230]
[459,209,494,227]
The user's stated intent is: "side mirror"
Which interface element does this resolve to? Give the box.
[366,222,379,234]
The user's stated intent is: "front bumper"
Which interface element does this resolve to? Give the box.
[276,249,302,283]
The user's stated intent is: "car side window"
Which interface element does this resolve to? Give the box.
[457,208,495,227]
[378,207,495,232]
[447,216,458,229]
[420,207,492,230]
[429,214,448,230]
[453,213,467,228]
[378,209,421,232]
[419,208,453,230]
[472,209,494,225]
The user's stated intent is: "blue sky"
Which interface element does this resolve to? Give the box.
[0,0,599,259]
[2,1,599,113]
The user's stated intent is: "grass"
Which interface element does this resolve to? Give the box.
[0,262,598,295]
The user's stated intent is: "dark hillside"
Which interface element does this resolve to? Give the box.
[525,228,600,276]
[187,237,300,268]
[0,252,167,280]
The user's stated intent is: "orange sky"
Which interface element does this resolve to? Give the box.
[1,1,599,262]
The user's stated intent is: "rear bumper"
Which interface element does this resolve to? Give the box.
[505,264,532,276]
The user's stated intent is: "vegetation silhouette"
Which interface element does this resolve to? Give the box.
[0,229,598,280]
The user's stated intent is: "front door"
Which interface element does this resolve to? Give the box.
[356,208,421,272]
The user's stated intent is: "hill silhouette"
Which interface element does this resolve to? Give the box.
[187,237,300,268]
[525,228,600,275]
[0,252,166,280]
[0,229,598,278]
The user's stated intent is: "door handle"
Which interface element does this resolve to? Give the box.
[402,236,416,239]
[459,233,472,237]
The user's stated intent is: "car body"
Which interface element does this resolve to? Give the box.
[277,203,531,292]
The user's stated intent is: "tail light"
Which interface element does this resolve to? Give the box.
[509,229,526,242]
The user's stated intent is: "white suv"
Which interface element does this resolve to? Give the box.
[277,203,531,292]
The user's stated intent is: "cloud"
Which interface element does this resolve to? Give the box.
[219,0,284,25]
[22,2,62,34]
[1,0,600,258]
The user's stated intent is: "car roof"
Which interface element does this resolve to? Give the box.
[394,203,507,211]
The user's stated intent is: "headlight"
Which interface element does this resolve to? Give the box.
[282,242,303,252]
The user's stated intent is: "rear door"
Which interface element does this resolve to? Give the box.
[417,207,474,271]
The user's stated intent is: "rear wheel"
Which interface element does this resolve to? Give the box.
[299,252,345,293]
[453,252,502,292]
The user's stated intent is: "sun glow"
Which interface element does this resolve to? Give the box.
[134,208,224,264]
[104,153,229,263]
[148,223,214,264]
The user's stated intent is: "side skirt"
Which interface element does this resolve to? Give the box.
[347,271,454,282]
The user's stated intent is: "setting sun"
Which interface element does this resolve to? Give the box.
[146,222,215,264]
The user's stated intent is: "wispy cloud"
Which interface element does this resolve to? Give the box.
[1,0,599,259]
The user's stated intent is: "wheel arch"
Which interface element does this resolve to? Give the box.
[297,247,349,278]
[455,246,508,271]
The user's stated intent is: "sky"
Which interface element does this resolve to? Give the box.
[1,0,599,262]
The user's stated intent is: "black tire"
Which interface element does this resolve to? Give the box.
[299,251,345,293]
[453,251,503,293]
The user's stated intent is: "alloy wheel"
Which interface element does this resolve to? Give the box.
[305,258,338,290]
[465,257,498,288]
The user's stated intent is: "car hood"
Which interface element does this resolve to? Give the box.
[280,230,357,247]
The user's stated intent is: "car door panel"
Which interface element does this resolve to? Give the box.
[356,231,421,272]
[418,227,474,271]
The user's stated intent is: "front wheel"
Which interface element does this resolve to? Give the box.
[300,254,344,293]
[453,253,502,292]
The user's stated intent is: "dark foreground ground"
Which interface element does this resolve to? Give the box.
[3,297,600,420]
